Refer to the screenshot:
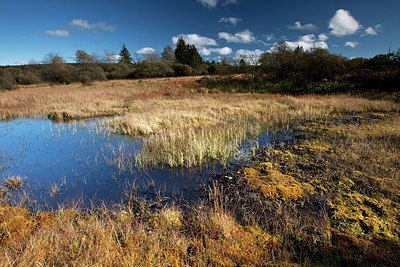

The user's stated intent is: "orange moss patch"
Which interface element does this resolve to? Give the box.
[243,165,314,200]
[0,205,36,244]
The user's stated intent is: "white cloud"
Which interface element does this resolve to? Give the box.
[233,49,264,65]
[136,47,157,55]
[44,29,70,37]
[218,30,256,43]
[318,33,329,42]
[264,34,275,41]
[172,33,217,48]
[329,9,361,37]
[198,0,218,8]
[14,60,29,65]
[198,0,238,8]
[218,17,242,26]
[345,41,359,48]
[71,19,92,29]
[289,21,317,31]
[365,27,377,36]
[364,24,383,36]
[71,19,116,32]
[271,34,328,52]
[199,47,232,56]
[96,22,116,32]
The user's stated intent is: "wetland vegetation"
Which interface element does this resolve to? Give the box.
[1,76,399,266]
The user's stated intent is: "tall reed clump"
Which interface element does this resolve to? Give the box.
[135,118,260,168]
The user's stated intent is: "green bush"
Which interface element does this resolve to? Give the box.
[133,62,174,78]
[106,62,134,79]
[0,69,17,90]
[42,64,78,84]
[173,64,193,76]
[15,70,42,85]
[78,65,107,85]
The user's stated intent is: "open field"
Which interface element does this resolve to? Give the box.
[1,77,400,266]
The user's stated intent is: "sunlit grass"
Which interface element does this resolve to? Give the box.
[0,77,399,265]
[3,176,23,190]
[1,77,398,168]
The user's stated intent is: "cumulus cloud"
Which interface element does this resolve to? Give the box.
[44,29,70,37]
[172,33,217,48]
[318,33,329,42]
[71,19,116,32]
[233,49,264,65]
[329,9,361,37]
[136,47,157,55]
[218,17,242,26]
[364,24,383,36]
[199,47,232,56]
[289,21,317,31]
[198,0,238,8]
[218,30,256,43]
[271,34,328,52]
[345,41,359,48]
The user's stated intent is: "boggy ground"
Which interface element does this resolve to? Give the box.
[219,112,400,266]
[1,77,400,266]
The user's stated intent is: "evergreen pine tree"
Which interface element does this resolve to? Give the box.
[187,45,202,67]
[174,38,189,65]
[119,44,133,64]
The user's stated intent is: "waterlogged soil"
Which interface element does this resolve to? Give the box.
[0,118,296,208]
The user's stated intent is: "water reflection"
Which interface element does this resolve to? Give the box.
[0,119,218,207]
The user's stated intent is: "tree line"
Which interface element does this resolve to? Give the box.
[1,39,399,94]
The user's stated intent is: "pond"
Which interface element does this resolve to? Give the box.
[0,118,297,209]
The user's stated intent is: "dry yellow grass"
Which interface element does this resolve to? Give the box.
[1,78,400,265]
[1,77,398,167]
[0,204,276,267]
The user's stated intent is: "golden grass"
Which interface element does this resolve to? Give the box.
[0,204,276,267]
[3,176,23,190]
[1,78,400,265]
[1,77,398,167]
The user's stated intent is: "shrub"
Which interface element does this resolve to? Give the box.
[106,62,134,79]
[0,69,17,90]
[78,65,107,85]
[15,70,42,85]
[133,62,174,78]
[42,64,78,84]
[173,63,193,76]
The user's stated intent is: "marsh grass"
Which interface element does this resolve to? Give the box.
[1,77,400,265]
[1,77,398,167]
[3,176,23,190]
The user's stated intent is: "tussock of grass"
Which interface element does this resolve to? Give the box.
[3,176,23,190]
[0,204,276,266]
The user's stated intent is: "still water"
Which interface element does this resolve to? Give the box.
[0,119,218,207]
[0,118,296,208]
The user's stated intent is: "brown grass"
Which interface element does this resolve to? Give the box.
[0,203,280,267]
[1,77,398,167]
[1,77,400,265]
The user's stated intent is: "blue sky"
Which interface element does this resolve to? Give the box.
[0,0,399,65]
